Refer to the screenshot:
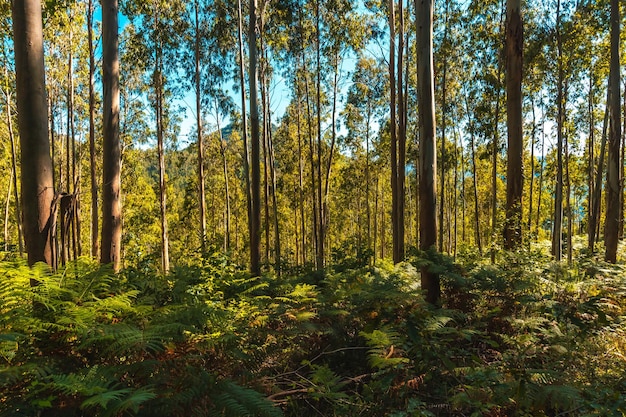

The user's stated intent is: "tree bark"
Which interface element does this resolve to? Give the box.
[237,0,253,262]
[12,0,55,273]
[605,0,621,263]
[87,0,99,259]
[389,0,399,263]
[504,0,523,249]
[100,0,122,272]
[416,0,439,305]
[249,0,262,275]
[464,91,483,254]
[552,0,564,261]
[4,82,23,254]
[195,0,207,252]
[589,96,609,251]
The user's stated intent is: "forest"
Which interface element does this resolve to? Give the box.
[2,0,626,415]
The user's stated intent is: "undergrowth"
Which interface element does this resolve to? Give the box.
[1,245,625,416]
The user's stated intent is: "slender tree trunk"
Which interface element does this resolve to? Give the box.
[302,54,319,269]
[12,0,55,272]
[504,0,523,249]
[491,5,504,263]
[552,0,564,261]
[453,127,459,257]
[323,52,340,261]
[528,97,536,246]
[315,0,324,270]
[416,0,439,305]
[261,71,270,263]
[100,0,121,271]
[590,88,610,252]
[296,84,306,265]
[268,117,281,274]
[439,0,448,254]
[587,71,595,249]
[4,84,23,254]
[374,177,379,263]
[215,102,231,251]
[67,19,81,260]
[249,0,262,275]
[565,88,573,264]
[397,0,406,262]
[154,20,169,274]
[464,91,483,254]
[536,106,546,237]
[605,0,621,262]
[389,0,399,263]
[4,173,12,252]
[87,0,98,259]
[237,0,253,261]
[195,0,207,252]
[366,105,372,260]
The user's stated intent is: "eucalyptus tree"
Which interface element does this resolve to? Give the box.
[123,0,187,274]
[416,0,439,305]
[605,0,621,263]
[504,0,523,249]
[11,0,55,270]
[101,0,122,271]
[87,0,98,258]
[249,0,261,275]
[181,0,238,253]
[343,56,387,258]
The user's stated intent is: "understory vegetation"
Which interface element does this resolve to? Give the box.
[2,242,626,417]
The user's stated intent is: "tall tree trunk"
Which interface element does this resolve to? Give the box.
[504,0,523,249]
[315,0,324,270]
[154,15,169,274]
[195,0,207,252]
[605,0,621,263]
[397,0,406,262]
[268,117,281,274]
[237,0,253,261]
[215,101,231,251]
[389,0,399,263]
[12,0,55,273]
[439,0,448,254]
[464,92,483,254]
[249,0,262,275]
[366,105,372,260]
[587,71,595,249]
[536,106,546,237]
[296,83,306,265]
[100,0,121,271]
[4,82,23,254]
[323,52,340,262]
[528,97,536,246]
[453,127,459,257]
[552,0,564,261]
[4,173,12,252]
[491,5,504,263]
[565,89,573,264]
[589,88,610,252]
[87,0,98,259]
[416,0,439,305]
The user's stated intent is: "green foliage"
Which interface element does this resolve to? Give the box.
[3,248,626,416]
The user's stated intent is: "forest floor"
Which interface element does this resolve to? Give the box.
[1,240,626,416]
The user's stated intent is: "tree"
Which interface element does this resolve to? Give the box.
[605,0,621,263]
[249,0,262,276]
[101,0,122,271]
[11,0,55,271]
[416,0,439,305]
[87,0,99,259]
[504,0,523,249]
